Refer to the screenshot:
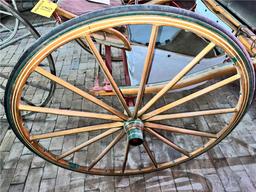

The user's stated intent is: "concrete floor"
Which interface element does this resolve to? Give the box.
[1,10,256,192]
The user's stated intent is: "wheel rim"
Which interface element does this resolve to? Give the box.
[6,9,253,175]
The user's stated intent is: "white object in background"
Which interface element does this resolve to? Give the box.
[88,0,110,5]
[195,0,232,32]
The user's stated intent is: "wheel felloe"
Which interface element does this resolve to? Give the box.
[124,119,144,146]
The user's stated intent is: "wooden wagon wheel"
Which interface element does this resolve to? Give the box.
[4,5,255,175]
[0,0,19,45]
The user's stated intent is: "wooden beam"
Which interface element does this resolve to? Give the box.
[145,128,190,156]
[122,143,130,173]
[19,104,121,121]
[84,34,132,117]
[57,128,121,160]
[88,131,125,170]
[55,7,76,19]
[90,63,236,96]
[133,25,159,118]
[145,122,217,138]
[147,108,237,121]
[143,140,158,168]
[30,122,123,140]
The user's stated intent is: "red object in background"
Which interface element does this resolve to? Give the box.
[169,0,196,10]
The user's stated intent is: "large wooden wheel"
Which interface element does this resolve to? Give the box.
[4,5,255,175]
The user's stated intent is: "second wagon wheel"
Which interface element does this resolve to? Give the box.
[0,0,19,45]
[0,0,56,116]
[5,5,255,175]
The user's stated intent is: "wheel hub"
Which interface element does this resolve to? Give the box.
[124,119,144,146]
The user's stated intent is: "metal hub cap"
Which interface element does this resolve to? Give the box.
[124,119,144,146]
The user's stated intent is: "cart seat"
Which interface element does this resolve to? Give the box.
[217,0,256,31]
[57,0,122,16]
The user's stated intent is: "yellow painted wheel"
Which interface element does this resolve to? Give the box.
[5,5,255,175]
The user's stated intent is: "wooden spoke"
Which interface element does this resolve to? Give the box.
[30,122,123,140]
[88,131,125,170]
[138,42,216,116]
[84,34,132,117]
[145,128,190,157]
[57,128,121,160]
[133,25,159,118]
[90,63,236,96]
[35,67,128,120]
[122,142,130,173]
[147,108,237,121]
[143,140,158,168]
[145,122,217,138]
[142,74,240,120]
[19,104,121,121]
